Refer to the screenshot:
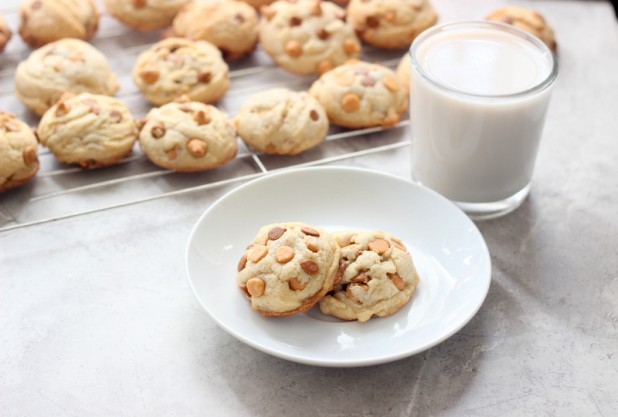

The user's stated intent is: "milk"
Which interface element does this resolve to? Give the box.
[410,23,557,208]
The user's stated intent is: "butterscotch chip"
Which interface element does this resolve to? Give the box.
[259,0,361,76]
[319,230,420,322]
[300,259,319,275]
[301,226,320,236]
[310,60,408,128]
[139,101,236,172]
[187,139,208,157]
[275,246,295,263]
[304,237,319,253]
[166,146,178,160]
[348,0,437,49]
[246,278,265,297]
[341,94,360,112]
[236,222,340,316]
[382,76,399,92]
[268,226,286,240]
[249,244,268,262]
[238,254,247,271]
[285,40,303,57]
[368,238,389,254]
[55,102,70,117]
[1,112,39,192]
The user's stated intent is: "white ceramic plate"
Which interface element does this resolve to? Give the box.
[186,166,491,367]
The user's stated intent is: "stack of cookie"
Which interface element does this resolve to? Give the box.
[0,0,558,193]
[236,222,420,322]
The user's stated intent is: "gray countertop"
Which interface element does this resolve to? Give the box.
[1,0,617,416]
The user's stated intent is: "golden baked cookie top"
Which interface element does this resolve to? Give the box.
[139,101,237,172]
[132,37,230,106]
[348,0,438,49]
[18,0,99,47]
[259,0,361,76]
[15,38,119,116]
[0,112,39,192]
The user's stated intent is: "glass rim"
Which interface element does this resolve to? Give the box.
[409,21,559,99]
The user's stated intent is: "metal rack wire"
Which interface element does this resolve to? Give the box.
[0,5,411,232]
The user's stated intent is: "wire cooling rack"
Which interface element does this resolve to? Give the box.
[0,2,411,232]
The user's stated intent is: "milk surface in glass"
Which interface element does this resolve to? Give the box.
[410,22,557,214]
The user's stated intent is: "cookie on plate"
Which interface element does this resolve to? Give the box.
[348,0,437,49]
[319,230,419,322]
[139,101,237,171]
[15,38,119,116]
[236,222,342,317]
[486,5,557,51]
[259,0,361,76]
[0,13,12,53]
[234,88,328,155]
[0,112,39,192]
[396,53,411,92]
[309,61,408,128]
[37,93,138,168]
[104,0,191,31]
[18,0,99,48]
[132,38,230,106]
[169,0,259,60]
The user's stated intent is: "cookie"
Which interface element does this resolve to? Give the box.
[309,61,408,128]
[396,53,411,92]
[236,222,342,317]
[234,88,328,155]
[132,38,230,106]
[0,112,39,192]
[486,6,557,51]
[139,101,237,172]
[348,0,437,49]
[319,230,419,322]
[15,39,119,116]
[259,0,361,76]
[169,0,259,60]
[37,93,138,168]
[104,0,191,31]
[0,13,12,53]
[18,0,99,48]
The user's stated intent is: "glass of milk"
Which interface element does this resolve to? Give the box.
[409,21,558,219]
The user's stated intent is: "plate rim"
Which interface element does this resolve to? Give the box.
[185,166,492,367]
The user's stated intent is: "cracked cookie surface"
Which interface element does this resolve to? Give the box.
[259,0,361,76]
[234,88,328,155]
[139,101,237,172]
[319,230,419,322]
[18,0,99,48]
[348,0,437,49]
[0,112,39,192]
[15,38,119,116]
[37,93,137,168]
[309,60,408,128]
[132,37,230,106]
[236,222,341,316]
